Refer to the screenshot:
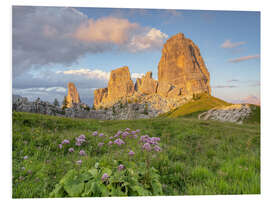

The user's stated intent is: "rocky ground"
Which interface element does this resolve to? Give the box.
[198,104,252,124]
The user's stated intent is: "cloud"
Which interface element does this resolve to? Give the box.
[73,17,140,44]
[228,55,260,63]
[212,85,237,88]
[13,68,145,105]
[221,40,246,48]
[13,6,168,77]
[231,95,260,106]
[226,79,239,83]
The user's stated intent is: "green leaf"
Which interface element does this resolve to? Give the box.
[102,168,112,176]
[88,168,98,178]
[64,181,85,197]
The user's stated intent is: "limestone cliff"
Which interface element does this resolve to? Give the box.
[93,33,211,113]
[158,33,211,98]
[66,82,81,108]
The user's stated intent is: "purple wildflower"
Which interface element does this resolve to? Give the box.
[92,131,98,136]
[23,156,28,160]
[79,150,86,156]
[68,148,74,153]
[114,138,125,146]
[75,142,81,146]
[128,150,135,156]
[61,139,70,144]
[108,141,113,145]
[131,131,137,135]
[142,143,151,151]
[109,136,113,139]
[122,131,129,138]
[79,134,86,139]
[154,145,162,152]
[76,160,82,165]
[99,133,104,137]
[140,135,150,143]
[133,134,138,139]
[102,173,109,182]
[125,128,130,131]
[136,129,141,133]
[117,130,123,134]
[118,164,125,171]
[58,144,63,149]
[98,142,104,147]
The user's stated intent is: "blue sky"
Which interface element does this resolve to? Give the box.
[12,6,260,105]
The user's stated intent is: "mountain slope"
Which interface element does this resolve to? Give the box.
[159,94,230,118]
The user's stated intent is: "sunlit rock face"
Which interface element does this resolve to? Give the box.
[94,33,211,113]
[158,33,211,98]
[66,82,81,108]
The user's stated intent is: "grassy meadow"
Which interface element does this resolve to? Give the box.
[12,111,260,198]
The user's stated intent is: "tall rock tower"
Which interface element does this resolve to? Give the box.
[157,33,211,98]
[66,82,81,108]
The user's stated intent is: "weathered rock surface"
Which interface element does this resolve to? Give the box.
[135,72,158,95]
[158,33,211,97]
[66,82,81,108]
[198,104,251,124]
[12,95,159,120]
[93,33,211,114]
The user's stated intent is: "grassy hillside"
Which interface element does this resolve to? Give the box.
[12,112,260,198]
[159,94,230,118]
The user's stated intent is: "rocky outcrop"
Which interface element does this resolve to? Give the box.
[158,33,211,98]
[135,72,158,95]
[198,104,251,124]
[12,95,159,120]
[93,32,211,113]
[66,82,81,108]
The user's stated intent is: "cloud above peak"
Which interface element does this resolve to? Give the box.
[228,55,260,63]
[221,40,246,49]
[12,6,168,77]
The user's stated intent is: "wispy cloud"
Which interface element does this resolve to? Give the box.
[228,55,260,63]
[212,85,237,88]
[226,79,239,83]
[221,40,246,49]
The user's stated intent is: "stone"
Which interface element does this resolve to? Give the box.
[198,104,252,124]
[157,33,211,97]
[135,71,158,95]
[66,82,81,108]
[94,66,134,108]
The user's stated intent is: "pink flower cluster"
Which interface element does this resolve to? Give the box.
[75,134,86,146]
[140,135,162,152]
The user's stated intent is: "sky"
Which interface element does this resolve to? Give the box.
[12,6,260,105]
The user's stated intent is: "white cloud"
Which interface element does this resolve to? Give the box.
[131,73,145,79]
[221,40,246,48]
[57,69,110,81]
[128,28,168,52]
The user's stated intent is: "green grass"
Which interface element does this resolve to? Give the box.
[159,93,230,118]
[12,111,260,198]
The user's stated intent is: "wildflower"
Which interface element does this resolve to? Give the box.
[114,138,125,146]
[118,164,125,171]
[75,142,81,146]
[136,129,140,133]
[154,145,162,152]
[102,173,109,182]
[98,142,104,147]
[140,135,150,143]
[109,136,113,139]
[68,148,74,153]
[76,160,82,165]
[142,143,151,151]
[108,141,113,145]
[125,128,130,131]
[99,133,104,137]
[23,156,28,160]
[79,150,86,156]
[92,131,98,136]
[79,134,86,139]
[122,131,129,138]
[61,139,70,144]
[58,144,63,149]
[131,131,137,135]
[117,130,123,134]
[133,134,138,139]
[128,150,135,156]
